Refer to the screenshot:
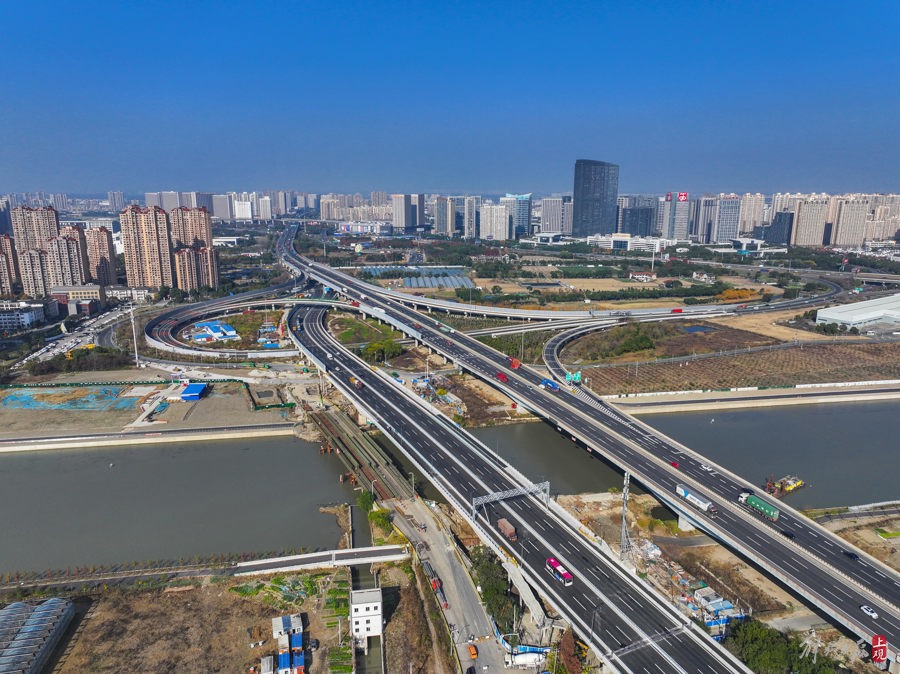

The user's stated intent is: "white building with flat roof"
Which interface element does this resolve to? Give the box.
[350,588,383,641]
[815,293,900,329]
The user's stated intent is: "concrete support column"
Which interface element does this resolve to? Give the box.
[677,514,696,532]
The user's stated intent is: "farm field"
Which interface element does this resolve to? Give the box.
[574,342,900,394]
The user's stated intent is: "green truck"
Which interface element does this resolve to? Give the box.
[738,492,780,521]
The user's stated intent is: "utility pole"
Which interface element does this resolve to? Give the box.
[128,304,140,368]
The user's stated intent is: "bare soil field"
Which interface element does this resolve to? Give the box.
[158,381,289,428]
[707,308,840,341]
[57,570,350,674]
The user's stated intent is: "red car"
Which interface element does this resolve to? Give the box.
[496,372,508,383]
[670,461,680,469]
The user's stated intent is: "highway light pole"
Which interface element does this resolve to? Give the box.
[589,605,603,650]
[128,304,140,368]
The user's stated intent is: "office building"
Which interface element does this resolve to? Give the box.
[690,196,717,242]
[755,211,793,244]
[0,198,11,235]
[119,205,174,289]
[572,159,619,236]
[211,194,233,221]
[480,203,512,241]
[506,193,532,237]
[256,196,273,221]
[11,206,60,253]
[411,194,425,229]
[791,199,829,247]
[85,226,116,286]
[561,199,573,234]
[541,198,563,232]
[447,196,465,236]
[713,195,742,242]
[658,192,690,240]
[620,207,654,237]
[107,191,125,213]
[464,196,481,239]
[830,199,869,247]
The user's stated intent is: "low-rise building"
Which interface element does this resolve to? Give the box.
[350,587,383,641]
[816,293,900,330]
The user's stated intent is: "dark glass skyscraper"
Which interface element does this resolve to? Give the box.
[572,159,619,236]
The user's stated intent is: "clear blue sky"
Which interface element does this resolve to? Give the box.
[2,1,898,196]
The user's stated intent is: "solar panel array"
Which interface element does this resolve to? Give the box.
[0,598,74,674]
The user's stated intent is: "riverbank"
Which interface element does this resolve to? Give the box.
[607,381,900,415]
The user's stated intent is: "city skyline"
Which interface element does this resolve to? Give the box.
[1,2,898,194]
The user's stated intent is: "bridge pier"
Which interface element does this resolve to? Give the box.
[677,514,697,532]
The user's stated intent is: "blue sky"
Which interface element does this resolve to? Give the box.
[1,1,898,195]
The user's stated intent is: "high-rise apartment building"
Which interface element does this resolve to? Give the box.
[739,193,765,234]
[480,203,511,241]
[391,194,412,231]
[830,199,869,247]
[169,207,213,249]
[174,248,201,293]
[11,206,60,252]
[790,199,829,247]
[59,225,90,281]
[691,196,717,242]
[198,247,219,289]
[51,194,69,211]
[46,236,87,287]
[541,198,563,232]
[432,197,450,236]
[572,159,619,237]
[233,200,253,221]
[107,191,125,213]
[0,234,18,295]
[371,191,389,207]
[713,195,742,242]
[463,196,481,239]
[19,250,49,298]
[411,194,425,229]
[119,206,174,289]
[85,226,115,286]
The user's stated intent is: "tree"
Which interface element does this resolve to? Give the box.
[491,285,503,295]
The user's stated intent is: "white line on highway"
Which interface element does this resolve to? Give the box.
[571,595,587,611]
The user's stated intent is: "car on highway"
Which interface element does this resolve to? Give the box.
[700,464,713,472]
[669,461,680,469]
[780,530,795,540]
[843,550,860,561]
[496,372,508,383]
[860,605,879,620]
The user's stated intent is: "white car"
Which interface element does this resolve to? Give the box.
[700,464,714,472]
[860,605,879,620]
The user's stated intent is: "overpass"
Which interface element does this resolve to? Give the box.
[233,545,409,576]
[281,241,900,668]
[288,303,753,674]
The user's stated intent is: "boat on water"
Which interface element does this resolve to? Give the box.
[764,475,805,498]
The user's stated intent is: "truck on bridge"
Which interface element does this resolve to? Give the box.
[349,376,363,390]
[676,484,718,516]
[738,491,780,521]
[497,518,518,542]
[540,378,559,392]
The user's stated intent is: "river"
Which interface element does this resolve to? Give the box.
[0,401,896,574]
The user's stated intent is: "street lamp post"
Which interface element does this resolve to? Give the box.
[589,606,602,650]
[371,479,378,500]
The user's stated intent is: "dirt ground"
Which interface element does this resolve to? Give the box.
[381,564,448,674]
[707,308,841,341]
[56,570,348,674]
[822,515,900,571]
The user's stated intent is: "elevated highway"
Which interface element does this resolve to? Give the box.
[282,245,900,666]
[289,304,753,674]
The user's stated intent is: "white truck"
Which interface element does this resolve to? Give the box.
[676,484,718,517]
